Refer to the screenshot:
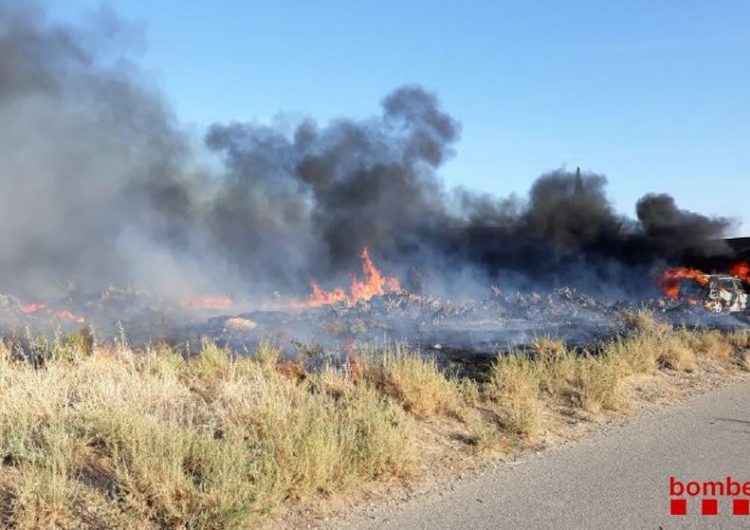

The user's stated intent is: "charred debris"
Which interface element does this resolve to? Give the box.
[0,251,748,371]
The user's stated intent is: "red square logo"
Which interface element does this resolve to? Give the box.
[734,499,750,516]
[702,498,718,516]
[670,498,687,516]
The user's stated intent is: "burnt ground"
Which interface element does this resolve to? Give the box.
[1,285,749,375]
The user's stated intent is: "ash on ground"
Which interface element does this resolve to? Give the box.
[195,287,750,360]
[2,286,748,367]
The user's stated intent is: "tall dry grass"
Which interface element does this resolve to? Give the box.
[0,338,413,529]
[488,354,544,438]
[362,346,462,418]
[0,312,747,528]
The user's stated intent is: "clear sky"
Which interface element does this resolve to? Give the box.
[49,1,750,233]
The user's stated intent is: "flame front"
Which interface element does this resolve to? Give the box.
[19,303,85,323]
[307,283,348,307]
[303,247,401,307]
[658,267,710,299]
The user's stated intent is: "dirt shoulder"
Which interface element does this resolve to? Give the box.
[267,355,750,529]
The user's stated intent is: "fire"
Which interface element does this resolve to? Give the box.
[180,295,234,311]
[307,283,348,307]
[302,247,401,307]
[729,262,750,283]
[351,247,401,302]
[54,309,86,324]
[19,303,46,314]
[19,303,85,324]
[658,267,709,299]
[658,262,750,300]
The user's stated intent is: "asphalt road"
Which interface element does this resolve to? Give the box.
[344,379,750,530]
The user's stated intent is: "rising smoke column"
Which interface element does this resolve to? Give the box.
[438,170,733,293]
[0,1,737,301]
[0,1,204,297]
[204,85,459,285]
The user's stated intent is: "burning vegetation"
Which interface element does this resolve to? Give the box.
[2,246,750,359]
[300,247,402,308]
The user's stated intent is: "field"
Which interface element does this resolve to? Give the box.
[0,311,748,529]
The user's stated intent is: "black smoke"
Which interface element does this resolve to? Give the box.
[0,1,737,301]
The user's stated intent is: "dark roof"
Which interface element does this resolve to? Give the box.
[726,237,750,256]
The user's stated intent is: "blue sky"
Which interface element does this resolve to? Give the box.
[50,1,750,233]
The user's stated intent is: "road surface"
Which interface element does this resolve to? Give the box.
[343,379,750,530]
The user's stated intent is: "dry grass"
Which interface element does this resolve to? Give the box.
[728,330,750,369]
[488,355,543,438]
[0,340,414,529]
[362,347,462,419]
[529,337,626,411]
[572,354,628,414]
[655,334,697,372]
[620,308,671,335]
[678,328,734,361]
[0,313,748,528]
[612,311,697,373]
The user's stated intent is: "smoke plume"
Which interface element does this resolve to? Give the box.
[0,2,736,301]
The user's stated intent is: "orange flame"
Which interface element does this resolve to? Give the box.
[658,267,709,299]
[729,262,750,283]
[54,309,86,324]
[307,283,348,307]
[19,303,85,323]
[180,295,234,311]
[658,262,750,300]
[302,247,401,307]
[350,247,401,302]
[19,303,46,314]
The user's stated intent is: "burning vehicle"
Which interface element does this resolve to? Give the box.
[659,266,749,313]
[685,275,747,313]
[704,275,745,312]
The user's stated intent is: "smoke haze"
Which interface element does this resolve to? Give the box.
[0,1,736,301]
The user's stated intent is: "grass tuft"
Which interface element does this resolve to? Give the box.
[488,355,543,439]
[365,349,461,419]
